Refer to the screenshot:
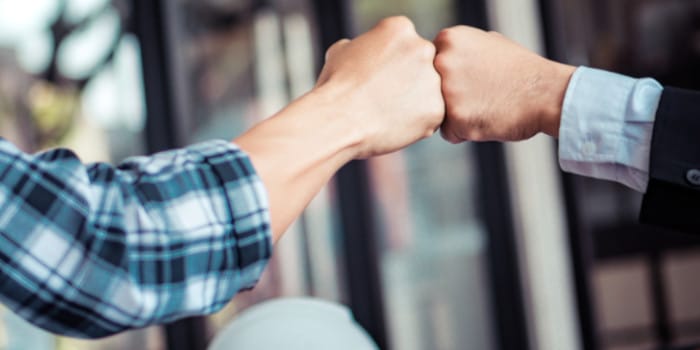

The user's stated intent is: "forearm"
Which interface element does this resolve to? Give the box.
[0,140,271,338]
[235,86,361,242]
[538,61,577,138]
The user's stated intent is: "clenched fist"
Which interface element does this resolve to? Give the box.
[433,26,576,143]
[317,16,445,158]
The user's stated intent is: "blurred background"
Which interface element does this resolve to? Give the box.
[0,0,699,349]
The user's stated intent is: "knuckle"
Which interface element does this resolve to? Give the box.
[417,40,436,60]
[331,38,349,48]
[441,80,459,100]
[460,129,479,142]
[438,27,455,38]
[380,16,415,34]
[433,53,451,73]
[469,132,484,142]
[388,15,413,27]
[441,130,462,144]
[326,39,349,58]
[331,39,350,50]
[439,127,452,142]
[431,69,443,86]
[435,25,469,41]
[431,95,446,116]
[434,28,454,48]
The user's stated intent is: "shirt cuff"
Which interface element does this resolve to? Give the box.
[189,140,273,291]
[558,67,663,192]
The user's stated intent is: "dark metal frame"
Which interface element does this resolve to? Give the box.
[456,2,531,349]
[334,161,391,350]
[473,143,531,350]
[132,0,182,153]
[536,0,605,347]
[132,1,208,349]
[560,173,601,350]
[311,1,390,348]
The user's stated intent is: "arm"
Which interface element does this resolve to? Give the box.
[0,139,271,338]
[558,78,700,232]
[433,26,700,233]
[432,26,663,191]
[0,16,443,338]
[235,87,359,242]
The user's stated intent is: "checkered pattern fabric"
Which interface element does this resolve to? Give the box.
[0,139,271,338]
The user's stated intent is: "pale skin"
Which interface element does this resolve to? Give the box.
[433,26,576,142]
[234,17,444,243]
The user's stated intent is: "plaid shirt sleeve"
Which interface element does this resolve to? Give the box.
[0,139,272,338]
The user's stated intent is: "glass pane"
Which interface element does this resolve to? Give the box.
[165,0,347,335]
[0,1,162,349]
[351,3,496,350]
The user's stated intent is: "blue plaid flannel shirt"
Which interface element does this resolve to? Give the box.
[0,139,272,338]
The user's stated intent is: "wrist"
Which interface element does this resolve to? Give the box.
[292,84,365,162]
[538,61,576,138]
[234,83,366,241]
[306,82,368,160]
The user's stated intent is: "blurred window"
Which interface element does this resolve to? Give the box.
[350,2,497,349]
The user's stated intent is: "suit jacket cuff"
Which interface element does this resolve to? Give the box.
[641,87,700,233]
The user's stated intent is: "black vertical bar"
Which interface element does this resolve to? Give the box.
[535,0,557,61]
[335,161,389,350]
[560,173,600,350]
[456,0,489,29]
[132,0,179,153]
[649,252,672,346]
[473,143,531,350]
[536,0,601,347]
[311,1,389,349]
[310,0,353,57]
[161,320,208,350]
[455,1,532,349]
[132,1,208,349]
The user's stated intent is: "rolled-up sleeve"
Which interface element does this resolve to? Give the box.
[0,139,271,338]
[558,66,663,192]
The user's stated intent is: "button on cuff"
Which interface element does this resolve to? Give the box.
[686,169,700,186]
[581,141,597,156]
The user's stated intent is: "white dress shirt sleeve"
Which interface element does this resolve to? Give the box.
[558,66,663,192]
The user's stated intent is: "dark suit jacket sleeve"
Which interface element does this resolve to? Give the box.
[640,87,700,233]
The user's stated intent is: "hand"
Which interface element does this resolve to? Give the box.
[235,17,443,240]
[433,26,576,142]
[316,16,444,158]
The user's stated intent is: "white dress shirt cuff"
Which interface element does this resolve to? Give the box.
[558,66,663,192]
